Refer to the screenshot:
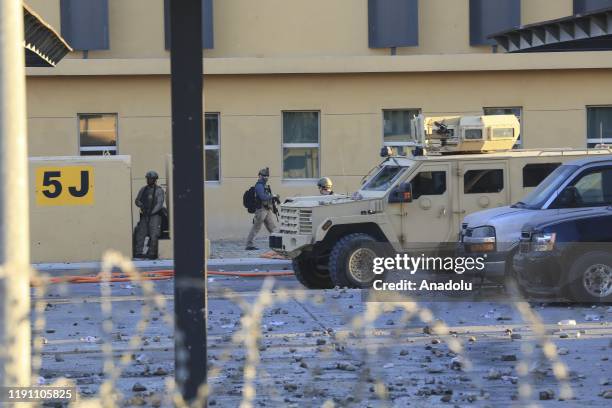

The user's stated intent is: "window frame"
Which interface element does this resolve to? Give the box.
[411,170,447,199]
[483,106,523,148]
[463,169,505,194]
[382,108,421,154]
[281,110,321,181]
[204,112,221,183]
[569,166,612,207]
[463,127,484,141]
[586,105,612,147]
[77,113,118,156]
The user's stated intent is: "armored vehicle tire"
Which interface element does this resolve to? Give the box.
[329,233,382,288]
[293,255,334,289]
[565,251,612,303]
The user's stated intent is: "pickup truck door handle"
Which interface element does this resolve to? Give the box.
[439,207,447,217]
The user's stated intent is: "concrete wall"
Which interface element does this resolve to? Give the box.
[27,0,574,59]
[29,156,133,263]
[26,69,612,240]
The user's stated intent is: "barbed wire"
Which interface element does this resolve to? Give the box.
[3,251,597,407]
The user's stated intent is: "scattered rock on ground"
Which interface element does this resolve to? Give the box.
[501,354,517,361]
[132,382,147,392]
[485,369,502,380]
[539,389,555,400]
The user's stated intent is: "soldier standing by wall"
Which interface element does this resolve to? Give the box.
[134,170,165,259]
[245,167,279,250]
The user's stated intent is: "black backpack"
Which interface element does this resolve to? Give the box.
[243,186,258,214]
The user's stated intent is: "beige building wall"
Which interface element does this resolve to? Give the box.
[521,0,573,25]
[26,0,576,59]
[26,68,612,241]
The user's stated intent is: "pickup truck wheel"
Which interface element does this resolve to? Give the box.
[566,251,612,303]
[329,233,380,288]
[292,255,333,289]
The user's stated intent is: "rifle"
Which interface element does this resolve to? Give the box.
[272,195,280,222]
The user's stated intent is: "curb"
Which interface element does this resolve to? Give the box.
[33,258,292,272]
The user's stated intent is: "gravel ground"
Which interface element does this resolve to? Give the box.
[35,274,612,407]
[210,237,272,259]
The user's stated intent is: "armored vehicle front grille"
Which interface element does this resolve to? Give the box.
[279,208,313,235]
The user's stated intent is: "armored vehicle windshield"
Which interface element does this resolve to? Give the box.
[362,165,407,191]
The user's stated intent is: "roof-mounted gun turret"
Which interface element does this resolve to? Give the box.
[412,114,520,155]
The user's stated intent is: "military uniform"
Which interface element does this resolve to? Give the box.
[246,170,278,249]
[134,174,165,258]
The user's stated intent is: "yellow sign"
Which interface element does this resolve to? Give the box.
[35,166,95,206]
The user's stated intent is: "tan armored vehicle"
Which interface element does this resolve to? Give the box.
[269,115,612,289]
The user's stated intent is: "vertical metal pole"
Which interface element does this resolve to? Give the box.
[0,0,31,387]
[169,0,207,403]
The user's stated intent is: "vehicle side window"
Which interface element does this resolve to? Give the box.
[464,169,504,194]
[412,171,446,199]
[570,167,612,206]
[522,163,561,188]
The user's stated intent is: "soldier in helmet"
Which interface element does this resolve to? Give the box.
[245,167,280,250]
[134,170,165,259]
[317,177,334,195]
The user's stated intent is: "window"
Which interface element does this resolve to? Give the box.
[469,0,520,46]
[368,0,419,48]
[205,113,220,182]
[587,106,612,147]
[484,107,522,147]
[570,167,612,206]
[412,171,447,199]
[60,0,109,50]
[464,169,504,194]
[574,0,612,14]
[78,113,117,156]
[522,163,561,188]
[492,128,514,139]
[362,166,407,191]
[464,129,483,140]
[282,111,320,179]
[383,109,420,155]
[521,165,578,209]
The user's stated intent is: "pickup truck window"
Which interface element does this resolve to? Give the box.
[570,167,612,206]
[412,171,446,199]
[522,163,561,188]
[464,169,504,194]
[517,165,578,209]
[362,165,407,191]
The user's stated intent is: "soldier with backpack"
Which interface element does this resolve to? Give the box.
[244,167,280,250]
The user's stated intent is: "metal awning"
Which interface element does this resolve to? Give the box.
[491,6,612,53]
[23,3,72,67]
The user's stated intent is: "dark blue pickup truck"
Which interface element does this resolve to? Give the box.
[513,207,612,302]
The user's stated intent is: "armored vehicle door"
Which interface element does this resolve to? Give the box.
[459,161,510,218]
[390,162,453,249]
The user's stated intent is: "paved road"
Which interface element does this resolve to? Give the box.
[36,267,612,407]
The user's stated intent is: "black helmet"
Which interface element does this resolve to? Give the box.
[145,170,159,179]
[258,167,270,177]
